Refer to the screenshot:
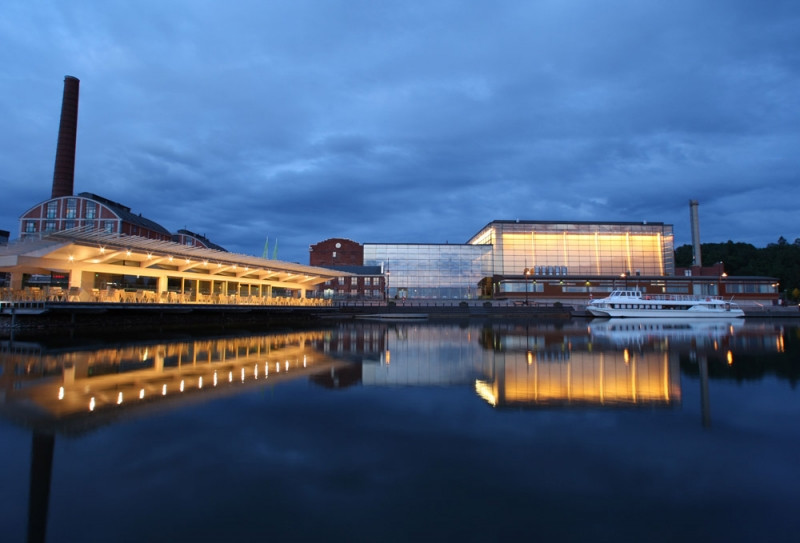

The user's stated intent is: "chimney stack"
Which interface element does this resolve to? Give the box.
[51,75,80,199]
[689,199,702,267]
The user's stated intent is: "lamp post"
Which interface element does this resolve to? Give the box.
[524,267,531,306]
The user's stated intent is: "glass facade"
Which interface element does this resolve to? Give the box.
[364,244,493,299]
[468,221,674,277]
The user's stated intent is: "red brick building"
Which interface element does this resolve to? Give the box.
[309,238,385,300]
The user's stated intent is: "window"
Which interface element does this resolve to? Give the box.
[86,201,97,219]
[364,277,372,286]
[351,277,358,286]
[66,198,77,219]
[46,201,57,219]
[338,277,345,285]
[65,220,75,229]
[45,221,56,232]
[103,221,114,233]
[25,221,36,233]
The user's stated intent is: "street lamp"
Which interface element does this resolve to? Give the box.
[524,267,531,306]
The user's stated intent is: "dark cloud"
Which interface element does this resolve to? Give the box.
[1,0,799,261]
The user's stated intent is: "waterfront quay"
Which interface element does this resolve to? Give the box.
[3,296,797,335]
[0,298,575,333]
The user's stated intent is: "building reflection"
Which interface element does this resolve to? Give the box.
[1,331,357,543]
[1,331,355,435]
[1,320,789,542]
[346,319,787,412]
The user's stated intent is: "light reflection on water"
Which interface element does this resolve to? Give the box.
[1,319,798,542]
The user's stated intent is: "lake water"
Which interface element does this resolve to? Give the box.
[1,318,798,542]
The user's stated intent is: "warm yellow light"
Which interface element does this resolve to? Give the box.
[241,368,245,382]
[213,371,218,386]
[180,379,185,392]
[276,362,280,373]
[727,351,733,365]
[624,349,630,364]
[527,351,533,365]
[385,350,391,365]
[147,253,153,260]
[126,250,132,256]
[254,364,259,379]
[118,392,124,404]
[285,360,289,371]
[68,255,74,261]
[228,371,233,382]
[58,386,64,400]
[168,255,173,262]
[474,380,497,407]
[139,388,145,399]
[198,376,203,389]
[162,384,167,396]
[303,355,307,368]
[89,397,96,411]
[100,246,106,254]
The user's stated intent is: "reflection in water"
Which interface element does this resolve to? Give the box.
[0,319,793,542]
[1,319,790,431]
[1,330,357,543]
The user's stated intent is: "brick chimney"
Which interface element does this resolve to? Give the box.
[51,75,80,198]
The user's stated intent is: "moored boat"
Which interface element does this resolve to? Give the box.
[586,289,744,318]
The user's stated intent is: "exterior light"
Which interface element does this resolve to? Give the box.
[147,253,153,260]
[162,384,167,396]
[100,246,106,254]
[58,386,64,400]
[126,250,132,256]
[89,397,96,411]
[139,388,145,399]
[254,364,259,379]
[213,371,218,386]
[168,255,174,262]
[241,368,245,382]
[68,255,74,261]
[198,376,203,389]
[118,392,124,404]
[228,371,233,382]
[180,379,185,392]
[727,351,734,365]
[185,258,190,264]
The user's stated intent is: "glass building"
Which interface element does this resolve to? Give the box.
[364,244,493,299]
[468,220,674,277]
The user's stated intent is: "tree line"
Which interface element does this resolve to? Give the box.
[674,237,800,301]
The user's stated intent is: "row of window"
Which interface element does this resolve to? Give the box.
[25,219,116,234]
[46,199,98,220]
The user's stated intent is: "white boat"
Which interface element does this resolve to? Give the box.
[586,289,744,318]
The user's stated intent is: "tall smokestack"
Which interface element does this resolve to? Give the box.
[51,75,80,199]
[689,199,702,267]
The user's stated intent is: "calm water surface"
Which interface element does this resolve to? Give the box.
[1,318,799,542]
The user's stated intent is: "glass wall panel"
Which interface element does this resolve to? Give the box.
[364,244,492,299]
[470,221,674,277]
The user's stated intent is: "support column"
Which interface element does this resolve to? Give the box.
[157,276,168,298]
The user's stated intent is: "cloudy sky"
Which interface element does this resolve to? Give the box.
[1,0,798,263]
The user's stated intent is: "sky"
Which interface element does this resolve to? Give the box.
[1,0,799,264]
